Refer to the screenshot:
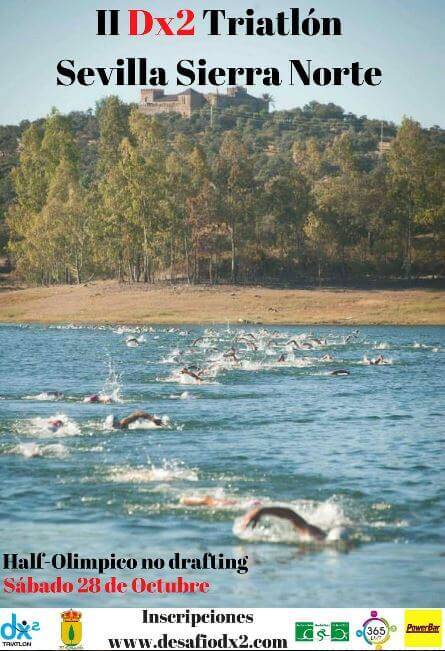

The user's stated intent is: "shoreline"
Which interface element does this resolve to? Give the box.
[0,281,444,326]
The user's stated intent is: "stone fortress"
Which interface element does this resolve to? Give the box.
[139,86,269,118]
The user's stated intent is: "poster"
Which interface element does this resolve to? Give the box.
[0,1,443,649]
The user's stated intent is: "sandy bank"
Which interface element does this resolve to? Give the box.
[0,281,443,325]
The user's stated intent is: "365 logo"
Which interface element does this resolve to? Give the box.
[356,610,396,650]
[0,613,40,642]
[60,610,82,649]
[295,621,349,642]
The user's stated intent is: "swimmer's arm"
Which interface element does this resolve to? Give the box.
[119,411,153,428]
[243,506,326,541]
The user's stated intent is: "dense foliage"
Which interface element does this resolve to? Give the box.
[2,97,444,284]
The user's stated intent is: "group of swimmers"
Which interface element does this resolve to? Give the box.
[41,328,385,543]
[44,329,388,438]
[47,410,163,433]
[179,328,379,380]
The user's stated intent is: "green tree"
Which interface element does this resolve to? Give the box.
[98,111,167,282]
[215,132,256,282]
[7,112,87,282]
[387,118,431,277]
[96,96,129,174]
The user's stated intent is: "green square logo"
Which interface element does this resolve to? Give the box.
[331,622,350,642]
[295,622,314,641]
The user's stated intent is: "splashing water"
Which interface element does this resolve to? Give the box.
[107,459,199,483]
[17,415,81,438]
[8,442,68,459]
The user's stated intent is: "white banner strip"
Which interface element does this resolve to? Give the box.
[0,607,443,650]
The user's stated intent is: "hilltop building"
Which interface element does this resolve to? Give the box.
[139,87,269,118]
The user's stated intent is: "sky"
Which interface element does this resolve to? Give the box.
[0,0,444,127]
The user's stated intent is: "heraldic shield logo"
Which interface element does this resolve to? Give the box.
[60,610,82,648]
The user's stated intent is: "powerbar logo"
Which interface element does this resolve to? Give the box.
[404,610,442,648]
[406,623,440,633]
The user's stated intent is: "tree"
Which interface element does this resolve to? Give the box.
[264,163,310,272]
[387,118,431,278]
[41,109,78,179]
[98,110,168,282]
[165,135,194,281]
[303,212,333,284]
[96,96,129,175]
[185,147,220,282]
[215,132,256,282]
[7,112,88,282]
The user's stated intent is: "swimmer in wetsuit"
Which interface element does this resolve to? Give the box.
[242,506,326,541]
[84,394,113,404]
[180,367,202,382]
[111,411,163,429]
[223,348,240,362]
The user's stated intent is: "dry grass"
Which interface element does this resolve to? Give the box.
[0,281,443,325]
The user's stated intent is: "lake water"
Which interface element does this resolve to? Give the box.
[0,323,444,607]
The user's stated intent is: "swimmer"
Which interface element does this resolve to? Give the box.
[331,369,350,376]
[371,354,384,365]
[321,354,334,362]
[298,342,314,350]
[180,367,202,382]
[277,354,286,363]
[181,495,263,508]
[84,394,113,404]
[344,330,359,344]
[180,495,238,507]
[238,337,258,351]
[223,348,240,362]
[111,411,163,429]
[242,506,326,542]
[46,391,64,399]
[48,418,64,433]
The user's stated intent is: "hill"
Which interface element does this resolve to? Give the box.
[1,96,444,286]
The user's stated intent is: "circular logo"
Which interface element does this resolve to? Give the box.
[356,610,397,650]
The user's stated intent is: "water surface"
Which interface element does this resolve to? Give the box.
[0,323,443,606]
